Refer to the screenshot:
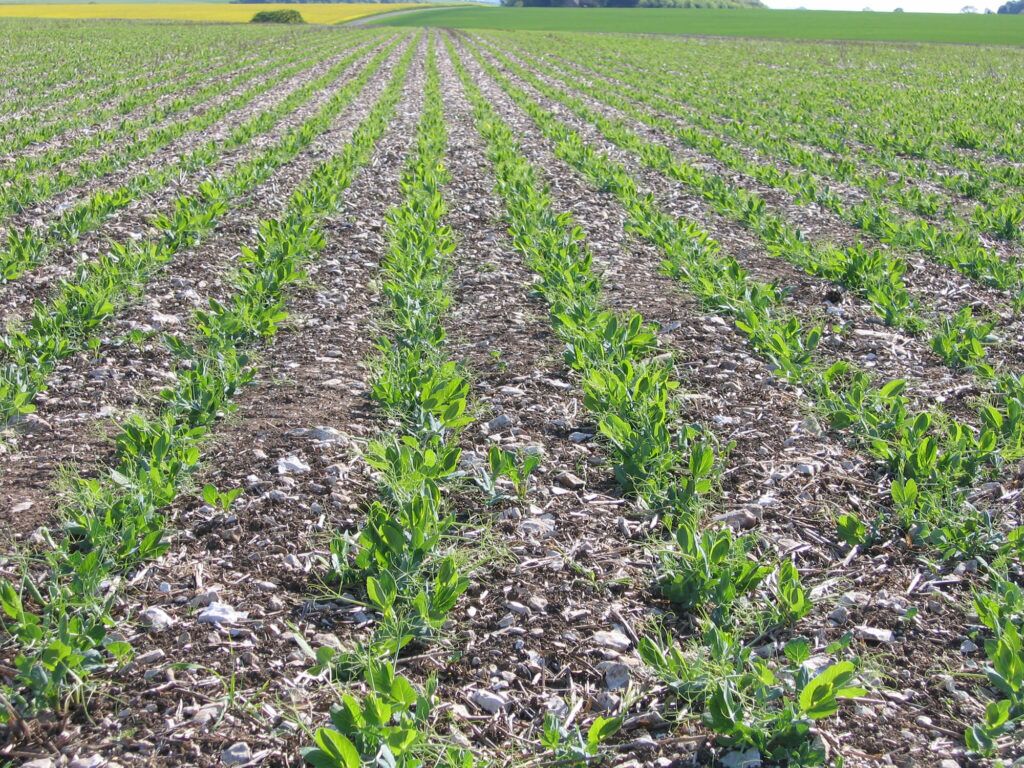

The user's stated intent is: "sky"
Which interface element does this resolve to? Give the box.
[764,0,995,10]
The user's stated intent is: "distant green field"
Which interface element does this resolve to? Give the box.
[373,7,1024,45]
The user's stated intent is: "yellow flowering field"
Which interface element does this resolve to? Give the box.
[0,2,421,23]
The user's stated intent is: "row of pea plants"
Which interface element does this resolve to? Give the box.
[522,34,1024,280]
[0,36,405,431]
[471,34,1020,381]
[470,38,1024,453]
[0,48,255,157]
[0,31,341,193]
[0,22,296,152]
[464,43,1024,757]
[0,36,417,726]
[301,41,479,768]
[0,31,385,277]
[0,41,324,219]
[496,32,1024,259]
[510,33,1024,230]
[448,38,869,767]
[467,40,1024,452]
[584,32,1024,190]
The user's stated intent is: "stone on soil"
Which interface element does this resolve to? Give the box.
[592,629,632,652]
[277,455,310,475]
[486,414,513,433]
[222,742,251,766]
[198,602,246,626]
[855,625,895,643]
[470,689,510,714]
[139,606,174,631]
[554,471,585,490]
[598,660,630,690]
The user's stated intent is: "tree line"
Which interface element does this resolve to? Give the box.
[499,0,764,7]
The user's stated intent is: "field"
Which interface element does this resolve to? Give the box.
[374,7,1024,45]
[1,14,1024,768]
[0,3,421,24]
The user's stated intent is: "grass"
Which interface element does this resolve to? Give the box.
[374,7,1024,45]
[0,2,422,24]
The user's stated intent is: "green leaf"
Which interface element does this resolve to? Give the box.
[586,715,622,750]
[311,728,360,768]
[799,661,860,719]
[836,513,867,547]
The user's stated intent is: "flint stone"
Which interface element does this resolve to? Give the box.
[140,606,174,632]
[855,625,894,644]
[592,629,631,652]
[222,742,251,766]
[198,602,246,626]
[470,689,509,714]
[277,455,310,475]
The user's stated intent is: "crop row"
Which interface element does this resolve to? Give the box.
[512,33,1024,214]
[0,30,345,190]
[474,33,1024,374]
[563,32,1024,178]
[532,40,1024,230]
[0,20,338,142]
[0,35,404,430]
[447,37,877,765]
[303,39,481,768]
[0,31,379,254]
[467,39,1024,431]
[2,27,1022,765]
[0,33,389,287]
[456,37,1024,757]
[1,51,253,156]
[496,33,1024,280]
[0,32,417,726]
[467,34,1024,478]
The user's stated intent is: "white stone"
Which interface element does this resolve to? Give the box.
[139,606,174,632]
[520,515,555,538]
[277,455,310,475]
[855,625,894,644]
[291,426,343,443]
[592,629,632,652]
[150,312,180,329]
[470,689,509,714]
[198,602,246,626]
[137,649,166,665]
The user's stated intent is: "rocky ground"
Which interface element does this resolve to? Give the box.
[1,27,1020,768]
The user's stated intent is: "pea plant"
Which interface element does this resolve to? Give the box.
[478,445,540,504]
[303,661,472,768]
[0,34,416,723]
[640,626,865,764]
[304,40,485,766]
[451,37,864,764]
[965,574,1024,756]
[0,37,377,281]
[0,39,401,432]
[316,41,474,675]
[453,39,1024,764]
[475,36,1017,567]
